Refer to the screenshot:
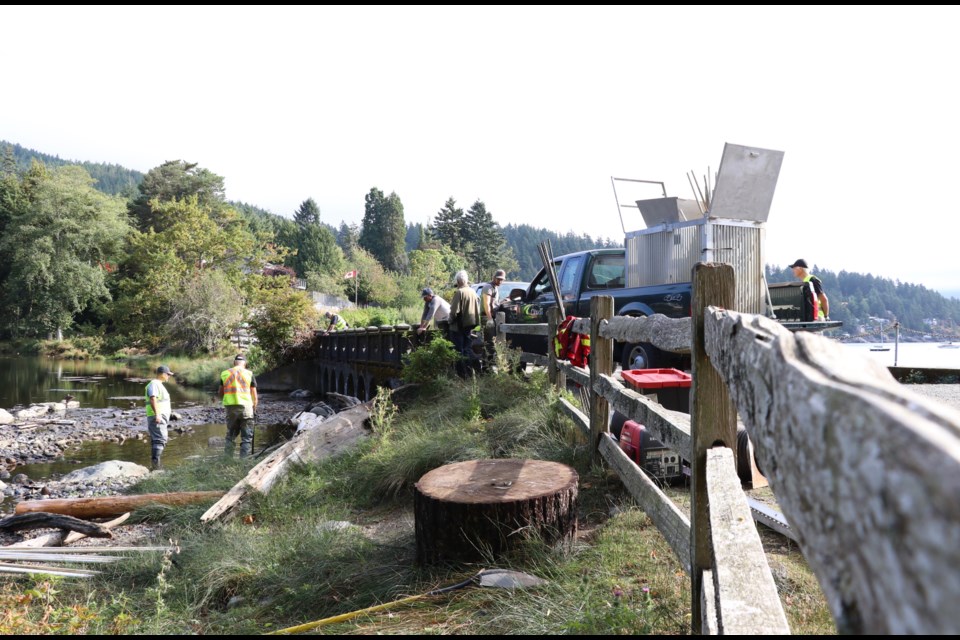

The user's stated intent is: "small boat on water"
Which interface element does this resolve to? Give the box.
[940,342,959,349]
[870,322,891,352]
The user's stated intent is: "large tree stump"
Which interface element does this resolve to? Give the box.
[414,458,578,564]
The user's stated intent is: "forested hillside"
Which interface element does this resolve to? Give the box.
[3,140,143,197]
[1,139,957,360]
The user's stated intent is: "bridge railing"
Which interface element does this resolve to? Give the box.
[495,262,960,635]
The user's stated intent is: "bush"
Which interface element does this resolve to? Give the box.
[401,337,460,383]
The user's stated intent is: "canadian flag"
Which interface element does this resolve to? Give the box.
[343,270,358,279]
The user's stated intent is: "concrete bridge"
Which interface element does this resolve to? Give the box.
[255,324,433,399]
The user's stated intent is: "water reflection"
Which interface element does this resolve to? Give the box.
[0,356,213,409]
[19,421,294,479]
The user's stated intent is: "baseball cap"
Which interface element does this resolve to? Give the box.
[234,354,246,362]
[156,365,174,375]
[788,259,808,269]
[421,287,434,297]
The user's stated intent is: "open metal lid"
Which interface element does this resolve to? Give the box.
[708,143,784,222]
[635,196,702,227]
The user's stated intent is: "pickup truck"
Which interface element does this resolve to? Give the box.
[501,247,841,370]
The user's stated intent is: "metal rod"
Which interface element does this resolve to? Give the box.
[687,172,705,214]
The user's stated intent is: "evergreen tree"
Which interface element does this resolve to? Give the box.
[337,220,360,253]
[463,199,516,280]
[359,187,407,272]
[129,160,226,232]
[429,197,466,253]
[294,198,321,227]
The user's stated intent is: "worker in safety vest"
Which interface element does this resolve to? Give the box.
[145,365,174,470]
[323,310,348,335]
[789,258,830,321]
[218,353,258,457]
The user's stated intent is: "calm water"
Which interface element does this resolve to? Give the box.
[841,342,960,369]
[0,356,212,410]
[0,356,278,494]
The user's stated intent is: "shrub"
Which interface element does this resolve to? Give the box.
[401,337,460,383]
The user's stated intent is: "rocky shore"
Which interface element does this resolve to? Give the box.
[0,391,326,509]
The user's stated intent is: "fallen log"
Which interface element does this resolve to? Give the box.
[15,491,224,519]
[6,512,131,548]
[202,402,371,523]
[0,512,113,538]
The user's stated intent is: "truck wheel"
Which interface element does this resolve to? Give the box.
[621,342,665,371]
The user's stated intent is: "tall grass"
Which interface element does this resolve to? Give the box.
[7,363,834,635]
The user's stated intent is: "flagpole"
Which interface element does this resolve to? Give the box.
[355,271,359,307]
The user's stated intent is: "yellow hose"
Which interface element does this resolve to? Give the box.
[264,593,427,635]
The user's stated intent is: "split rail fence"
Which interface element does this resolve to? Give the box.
[495,262,960,635]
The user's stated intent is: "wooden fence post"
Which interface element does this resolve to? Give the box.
[589,296,614,460]
[547,307,565,390]
[690,262,737,634]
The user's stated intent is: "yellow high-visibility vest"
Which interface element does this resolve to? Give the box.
[221,367,254,407]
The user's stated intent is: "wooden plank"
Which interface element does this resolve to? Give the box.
[0,551,120,563]
[705,307,960,635]
[5,546,174,553]
[701,568,719,635]
[599,434,691,573]
[589,296,614,460]
[0,562,97,578]
[547,308,564,389]
[572,315,691,354]
[520,353,548,367]
[706,447,790,634]
[558,398,589,438]
[498,323,549,336]
[557,362,590,388]
[690,262,737,634]
[594,374,692,461]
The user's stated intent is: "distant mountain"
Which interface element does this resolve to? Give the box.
[2,140,144,198]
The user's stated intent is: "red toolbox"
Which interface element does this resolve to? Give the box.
[620,368,691,413]
[618,419,684,481]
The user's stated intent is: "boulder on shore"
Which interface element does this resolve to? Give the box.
[60,460,150,484]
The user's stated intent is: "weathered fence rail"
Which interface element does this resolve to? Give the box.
[496,262,960,635]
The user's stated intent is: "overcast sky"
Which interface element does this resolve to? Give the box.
[3,6,958,296]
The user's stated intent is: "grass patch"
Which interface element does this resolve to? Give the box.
[1,368,835,635]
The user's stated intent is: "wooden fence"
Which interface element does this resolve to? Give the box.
[495,262,960,635]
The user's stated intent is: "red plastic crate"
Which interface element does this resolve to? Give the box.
[621,368,691,390]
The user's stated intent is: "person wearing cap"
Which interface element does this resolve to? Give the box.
[218,354,258,457]
[323,310,348,335]
[418,287,451,335]
[789,259,830,321]
[479,269,507,362]
[145,365,174,470]
[480,269,507,324]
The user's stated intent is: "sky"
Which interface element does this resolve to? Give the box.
[3,6,959,297]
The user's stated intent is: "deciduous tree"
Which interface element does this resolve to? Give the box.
[0,165,130,338]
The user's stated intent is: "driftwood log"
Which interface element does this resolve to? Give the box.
[0,512,112,538]
[414,458,578,564]
[201,402,372,523]
[5,513,131,548]
[15,491,225,519]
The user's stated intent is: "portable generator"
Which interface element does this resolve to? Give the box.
[618,419,685,482]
